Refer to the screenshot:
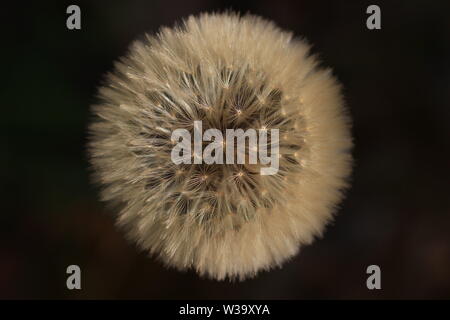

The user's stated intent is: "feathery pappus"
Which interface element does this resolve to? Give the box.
[88,12,353,280]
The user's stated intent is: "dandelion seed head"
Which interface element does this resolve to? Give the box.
[88,12,353,281]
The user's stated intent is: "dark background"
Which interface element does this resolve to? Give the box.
[1,0,449,299]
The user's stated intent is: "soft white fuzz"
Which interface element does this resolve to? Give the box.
[88,12,353,281]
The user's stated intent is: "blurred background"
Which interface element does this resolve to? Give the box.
[1,0,449,299]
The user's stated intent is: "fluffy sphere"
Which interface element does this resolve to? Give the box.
[88,12,352,280]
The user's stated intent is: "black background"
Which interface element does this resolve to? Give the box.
[1,0,449,299]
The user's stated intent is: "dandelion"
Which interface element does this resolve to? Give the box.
[88,12,353,281]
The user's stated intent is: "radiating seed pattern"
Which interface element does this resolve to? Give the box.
[88,12,353,280]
